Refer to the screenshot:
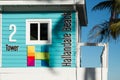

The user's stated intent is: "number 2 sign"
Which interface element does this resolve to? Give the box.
[9,24,17,42]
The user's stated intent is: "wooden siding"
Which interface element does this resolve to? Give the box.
[2,12,76,67]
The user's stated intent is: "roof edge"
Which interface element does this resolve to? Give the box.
[76,1,88,26]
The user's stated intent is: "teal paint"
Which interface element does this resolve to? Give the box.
[2,12,76,67]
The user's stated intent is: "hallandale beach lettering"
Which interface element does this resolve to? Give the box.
[62,12,72,67]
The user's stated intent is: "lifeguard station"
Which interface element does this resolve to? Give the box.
[0,0,108,80]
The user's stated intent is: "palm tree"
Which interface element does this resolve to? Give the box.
[89,0,120,42]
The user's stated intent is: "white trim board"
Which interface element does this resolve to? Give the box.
[0,1,75,5]
[0,0,85,5]
[0,68,76,80]
[76,12,80,68]
[76,11,80,80]
[0,68,108,80]
[0,12,2,67]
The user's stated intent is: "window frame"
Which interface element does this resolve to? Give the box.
[26,19,52,45]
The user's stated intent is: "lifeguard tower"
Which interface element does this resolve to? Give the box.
[0,0,108,80]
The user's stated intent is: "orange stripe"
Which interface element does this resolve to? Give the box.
[27,46,35,56]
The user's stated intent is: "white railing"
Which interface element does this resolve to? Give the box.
[76,42,109,80]
[77,43,109,68]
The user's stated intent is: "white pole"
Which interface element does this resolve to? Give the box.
[76,11,80,80]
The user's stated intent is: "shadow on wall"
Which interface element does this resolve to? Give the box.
[84,68,96,80]
[43,13,64,74]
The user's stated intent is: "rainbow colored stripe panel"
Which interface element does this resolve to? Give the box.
[27,46,49,67]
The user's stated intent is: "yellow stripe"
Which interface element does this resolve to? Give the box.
[35,52,49,60]
[27,46,35,56]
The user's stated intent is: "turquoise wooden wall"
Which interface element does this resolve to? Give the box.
[2,12,76,67]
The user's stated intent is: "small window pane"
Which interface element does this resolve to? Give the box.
[40,23,48,40]
[30,23,38,40]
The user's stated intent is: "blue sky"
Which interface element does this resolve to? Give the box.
[81,0,120,80]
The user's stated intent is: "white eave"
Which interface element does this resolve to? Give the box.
[0,0,87,26]
[0,0,84,5]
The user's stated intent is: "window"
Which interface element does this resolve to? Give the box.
[26,19,52,45]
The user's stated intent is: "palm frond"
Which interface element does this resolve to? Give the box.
[88,21,110,42]
[92,1,113,11]
[110,20,120,39]
[114,0,120,13]
[89,0,120,42]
